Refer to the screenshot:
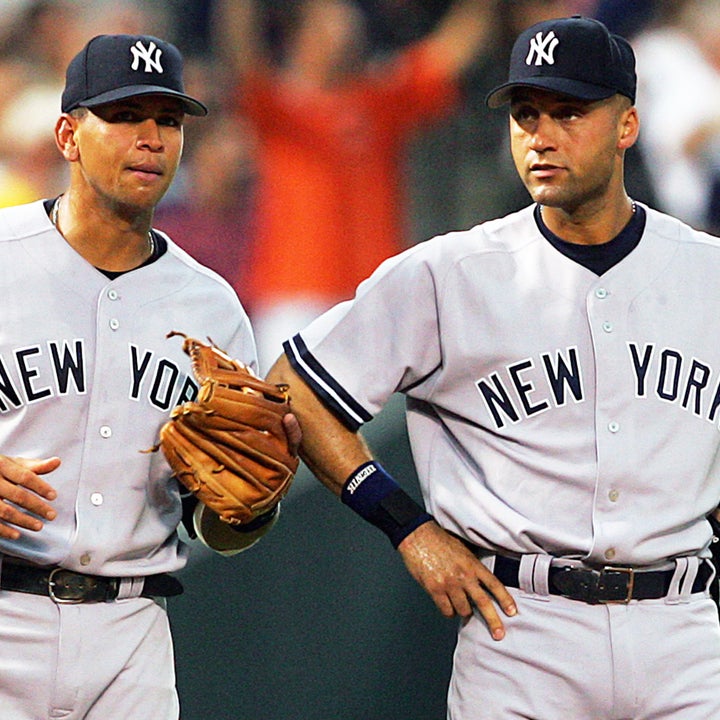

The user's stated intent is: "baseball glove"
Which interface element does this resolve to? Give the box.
[154,332,298,525]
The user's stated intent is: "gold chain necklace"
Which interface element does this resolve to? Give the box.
[51,195,154,257]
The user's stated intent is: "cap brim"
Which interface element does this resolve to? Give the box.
[80,85,208,116]
[485,77,617,109]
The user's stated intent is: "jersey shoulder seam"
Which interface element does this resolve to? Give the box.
[0,201,52,243]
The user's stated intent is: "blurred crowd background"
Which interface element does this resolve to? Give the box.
[2,1,719,718]
[7,0,720,372]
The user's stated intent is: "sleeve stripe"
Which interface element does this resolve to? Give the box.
[283,334,373,431]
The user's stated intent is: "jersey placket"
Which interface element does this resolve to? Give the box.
[586,281,632,565]
[72,284,126,573]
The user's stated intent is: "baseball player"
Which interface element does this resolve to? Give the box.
[0,34,293,720]
[267,16,720,719]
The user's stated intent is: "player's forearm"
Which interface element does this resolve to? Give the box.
[265,353,372,496]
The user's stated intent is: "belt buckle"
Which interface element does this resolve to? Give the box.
[48,568,92,604]
[552,566,634,604]
[597,566,634,604]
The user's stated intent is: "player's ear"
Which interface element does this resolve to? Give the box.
[617,103,639,151]
[55,114,80,161]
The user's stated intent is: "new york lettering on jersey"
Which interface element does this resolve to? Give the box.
[0,341,199,413]
[477,342,720,430]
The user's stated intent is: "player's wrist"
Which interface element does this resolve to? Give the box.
[192,503,280,556]
[229,504,279,533]
[341,461,433,548]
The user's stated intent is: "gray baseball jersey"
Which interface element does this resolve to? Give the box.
[285,202,720,716]
[0,199,256,576]
[285,202,720,567]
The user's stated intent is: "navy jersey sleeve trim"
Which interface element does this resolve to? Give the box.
[283,334,373,432]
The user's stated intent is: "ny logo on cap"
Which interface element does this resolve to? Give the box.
[130,40,163,73]
[525,31,559,66]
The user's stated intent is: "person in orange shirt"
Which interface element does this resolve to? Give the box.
[214,0,496,372]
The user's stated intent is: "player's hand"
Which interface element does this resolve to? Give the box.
[397,521,517,640]
[0,455,59,539]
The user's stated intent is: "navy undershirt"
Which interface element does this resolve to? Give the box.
[43,197,167,279]
[534,202,647,275]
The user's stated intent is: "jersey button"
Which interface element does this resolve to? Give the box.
[608,489,620,502]
[79,553,92,566]
[109,318,120,330]
[604,548,616,561]
[595,288,608,299]
[90,492,103,506]
[107,289,119,300]
[608,421,620,433]
[602,321,613,333]
[99,425,112,438]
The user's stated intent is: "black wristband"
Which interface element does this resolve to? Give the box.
[341,461,433,548]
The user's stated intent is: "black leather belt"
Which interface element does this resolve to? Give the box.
[492,555,712,604]
[0,560,183,604]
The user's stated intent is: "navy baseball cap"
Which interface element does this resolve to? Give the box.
[62,34,208,116]
[486,16,636,108]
